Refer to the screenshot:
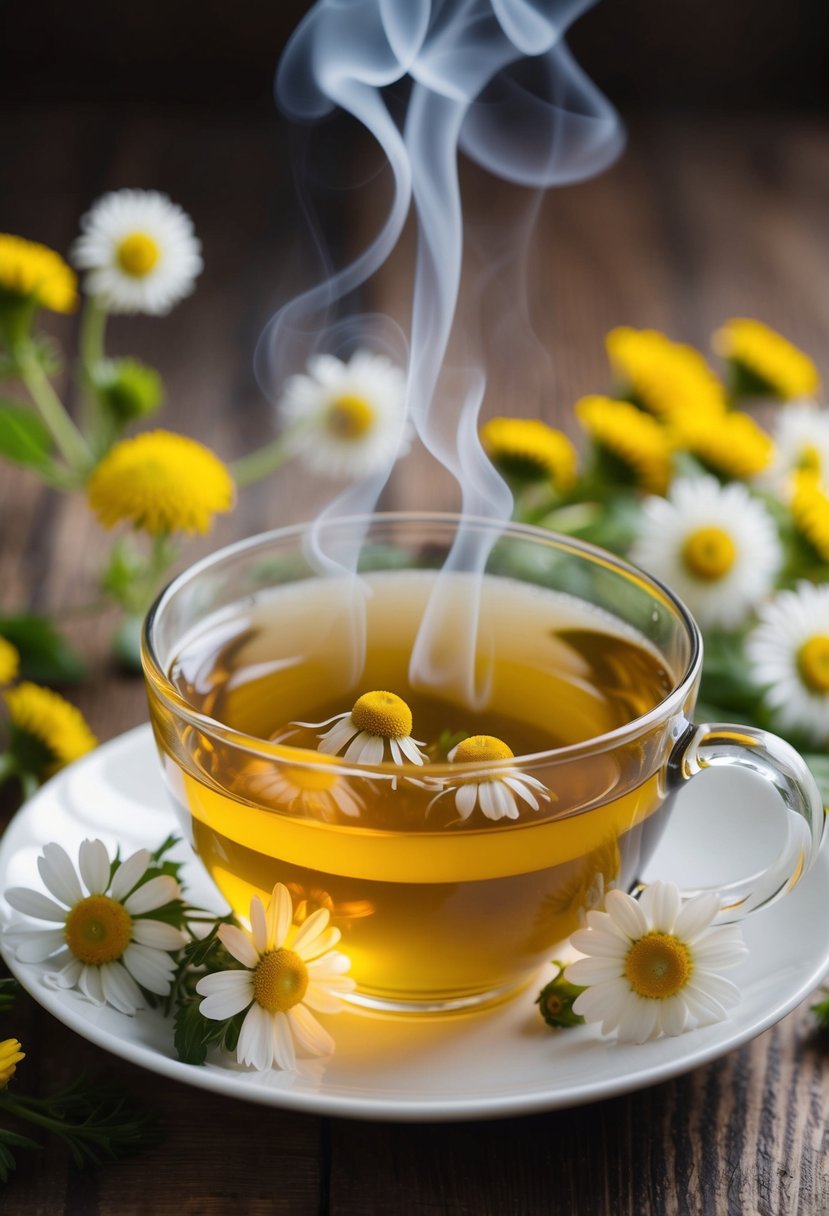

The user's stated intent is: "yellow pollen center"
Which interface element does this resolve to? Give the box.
[797,443,822,475]
[351,690,412,739]
[624,932,692,999]
[252,948,309,1013]
[116,232,160,278]
[797,635,829,693]
[453,734,515,763]
[325,394,376,440]
[681,526,737,581]
[64,895,132,965]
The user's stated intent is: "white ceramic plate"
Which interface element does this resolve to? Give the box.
[0,725,827,1123]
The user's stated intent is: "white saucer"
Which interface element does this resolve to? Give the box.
[1,725,827,1123]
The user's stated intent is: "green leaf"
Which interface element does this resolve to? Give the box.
[0,1126,41,1181]
[0,615,86,684]
[0,402,53,469]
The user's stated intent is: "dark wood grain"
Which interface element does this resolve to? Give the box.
[1,106,828,1214]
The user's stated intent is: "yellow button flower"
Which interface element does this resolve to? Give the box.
[87,430,235,535]
[575,395,673,494]
[606,327,726,420]
[0,1039,25,1089]
[4,682,97,778]
[480,417,578,492]
[671,410,775,480]
[0,234,77,314]
[0,637,20,687]
[790,470,829,562]
[713,318,820,401]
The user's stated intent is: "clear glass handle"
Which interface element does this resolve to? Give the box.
[668,722,825,922]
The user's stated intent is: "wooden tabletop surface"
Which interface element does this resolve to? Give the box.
[2,106,829,1214]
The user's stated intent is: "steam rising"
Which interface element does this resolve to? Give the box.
[260,0,623,707]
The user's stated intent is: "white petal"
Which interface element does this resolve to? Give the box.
[674,892,721,942]
[318,718,359,755]
[683,986,728,1026]
[268,884,293,950]
[503,776,539,810]
[307,951,351,979]
[38,844,83,906]
[572,978,630,1021]
[197,973,253,1020]
[288,1003,335,1057]
[78,965,105,1005]
[691,971,741,1009]
[131,919,187,951]
[478,782,502,821]
[124,875,179,915]
[217,925,259,969]
[605,890,648,939]
[78,839,111,895]
[692,933,750,969]
[250,896,268,954]
[616,998,660,1044]
[301,926,341,959]
[397,736,426,765]
[101,961,143,1014]
[237,1004,274,1071]
[272,1011,296,1070]
[122,944,175,995]
[563,956,623,986]
[455,784,478,819]
[303,981,348,1013]
[568,927,627,960]
[47,957,84,989]
[6,888,68,922]
[639,882,681,932]
[346,733,384,765]
[657,996,689,1037]
[15,928,67,962]
[292,908,331,959]
[110,849,151,901]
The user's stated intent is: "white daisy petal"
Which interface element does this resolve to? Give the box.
[272,1011,297,1071]
[38,844,83,906]
[455,783,479,819]
[563,956,623,986]
[78,965,105,1005]
[130,919,187,951]
[217,925,260,969]
[78,839,111,895]
[569,927,627,959]
[307,951,351,979]
[605,890,649,939]
[100,961,143,1015]
[15,928,67,963]
[110,849,152,901]
[397,736,426,765]
[269,884,293,950]
[124,875,179,915]
[673,892,720,942]
[303,981,348,1014]
[6,888,68,922]
[237,1004,274,1071]
[657,995,689,1038]
[639,881,681,932]
[196,972,254,1020]
[250,897,268,954]
[292,908,331,959]
[46,957,84,989]
[288,1003,335,1057]
[122,943,176,995]
[616,998,659,1044]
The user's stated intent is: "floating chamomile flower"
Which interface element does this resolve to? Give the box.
[630,476,781,630]
[196,882,354,1072]
[746,582,829,745]
[565,881,748,1043]
[244,754,363,821]
[72,189,203,315]
[297,691,427,769]
[430,735,551,823]
[6,840,186,1015]
[277,350,410,479]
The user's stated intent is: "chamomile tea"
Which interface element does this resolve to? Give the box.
[149,568,677,1009]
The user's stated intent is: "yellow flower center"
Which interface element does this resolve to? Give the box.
[453,734,515,763]
[624,932,692,999]
[252,948,309,1013]
[350,690,412,739]
[116,232,161,278]
[325,394,376,440]
[64,895,132,966]
[797,443,822,475]
[681,526,737,581]
[797,636,829,694]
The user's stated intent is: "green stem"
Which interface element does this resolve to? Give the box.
[78,298,109,443]
[0,753,18,787]
[18,348,91,472]
[230,437,291,487]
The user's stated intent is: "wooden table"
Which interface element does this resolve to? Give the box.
[2,106,829,1214]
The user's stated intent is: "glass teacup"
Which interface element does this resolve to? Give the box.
[142,513,824,1014]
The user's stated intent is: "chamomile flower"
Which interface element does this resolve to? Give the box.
[480,417,577,492]
[277,350,410,479]
[72,189,202,315]
[764,402,829,494]
[243,754,363,821]
[713,318,819,401]
[297,691,427,769]
[429,735,551,822]
[565,881,748,1043]
[196,882,354,1071]
[746,582,829,745]
[6,840,186,1015]
[630,476,781,630]
[86,430,234,535]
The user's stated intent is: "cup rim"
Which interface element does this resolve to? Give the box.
[141,511,702,776]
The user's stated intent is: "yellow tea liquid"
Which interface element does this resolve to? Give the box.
[158,571,676,1009]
